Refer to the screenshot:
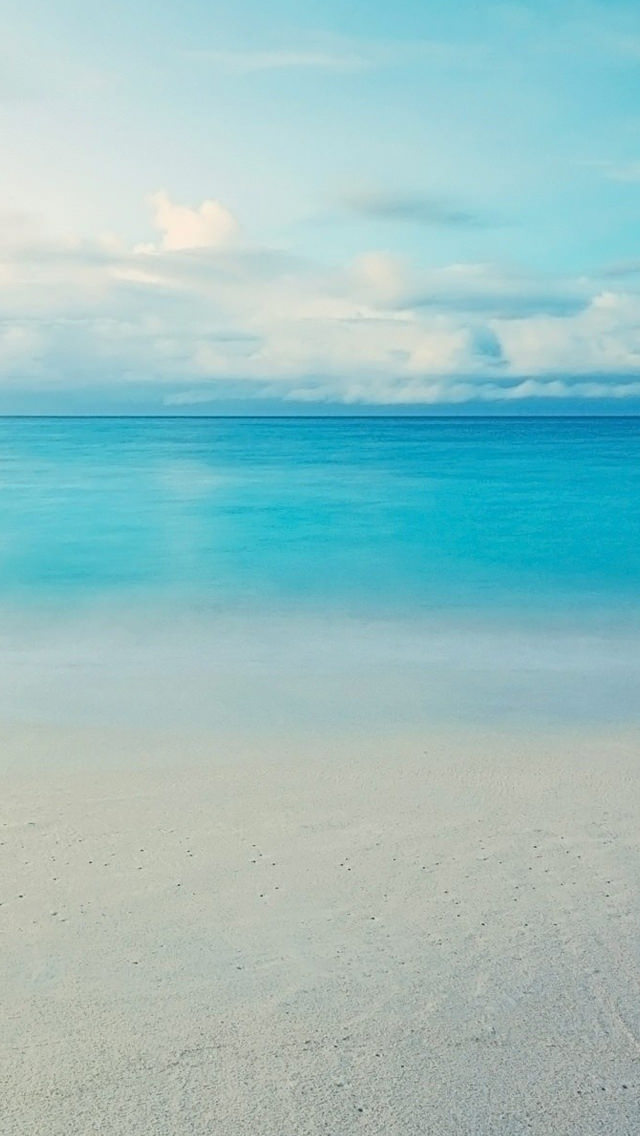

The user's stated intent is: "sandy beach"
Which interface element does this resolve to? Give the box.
[3,723,640,1135]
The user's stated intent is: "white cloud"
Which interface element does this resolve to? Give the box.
[1,192,640,405]
[350,252,409,305]
[494,291,640,376]
[138,191,239,253]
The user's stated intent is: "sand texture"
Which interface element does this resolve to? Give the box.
[3,725,640,1135]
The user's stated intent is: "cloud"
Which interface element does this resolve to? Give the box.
[406,263,586,319]
[603,259,640,279]
[139,191,239,253]
[350,258,586,319]
[187,49,370,74]
[339,190,487,229]
[1,191,640,407]
[494,291,640,377]
[0,324,43,369]
[185,37,485,76]
[349,252,410,306]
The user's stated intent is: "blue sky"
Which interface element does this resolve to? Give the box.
[3,0,640,411]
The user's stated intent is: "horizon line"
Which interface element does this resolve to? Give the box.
[0,413,639,421]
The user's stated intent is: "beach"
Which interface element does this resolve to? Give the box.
[4,721,640,1135]
[5,0,640,1121]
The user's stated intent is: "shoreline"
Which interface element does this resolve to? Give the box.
[0,605,639,741]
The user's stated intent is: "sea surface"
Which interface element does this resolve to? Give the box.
[1,416,639,743]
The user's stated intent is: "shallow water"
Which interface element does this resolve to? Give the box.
[0,416,638,737]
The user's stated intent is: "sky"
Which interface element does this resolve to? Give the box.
[3,0,640,413]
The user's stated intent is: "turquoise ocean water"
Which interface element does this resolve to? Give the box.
[1,416,639,738]
[2,416,639,613]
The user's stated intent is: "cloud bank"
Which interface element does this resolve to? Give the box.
[1,192,640,408]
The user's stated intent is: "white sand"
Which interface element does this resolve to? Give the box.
[3,723,640,1135]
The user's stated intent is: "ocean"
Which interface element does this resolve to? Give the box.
[1,416,639,743]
